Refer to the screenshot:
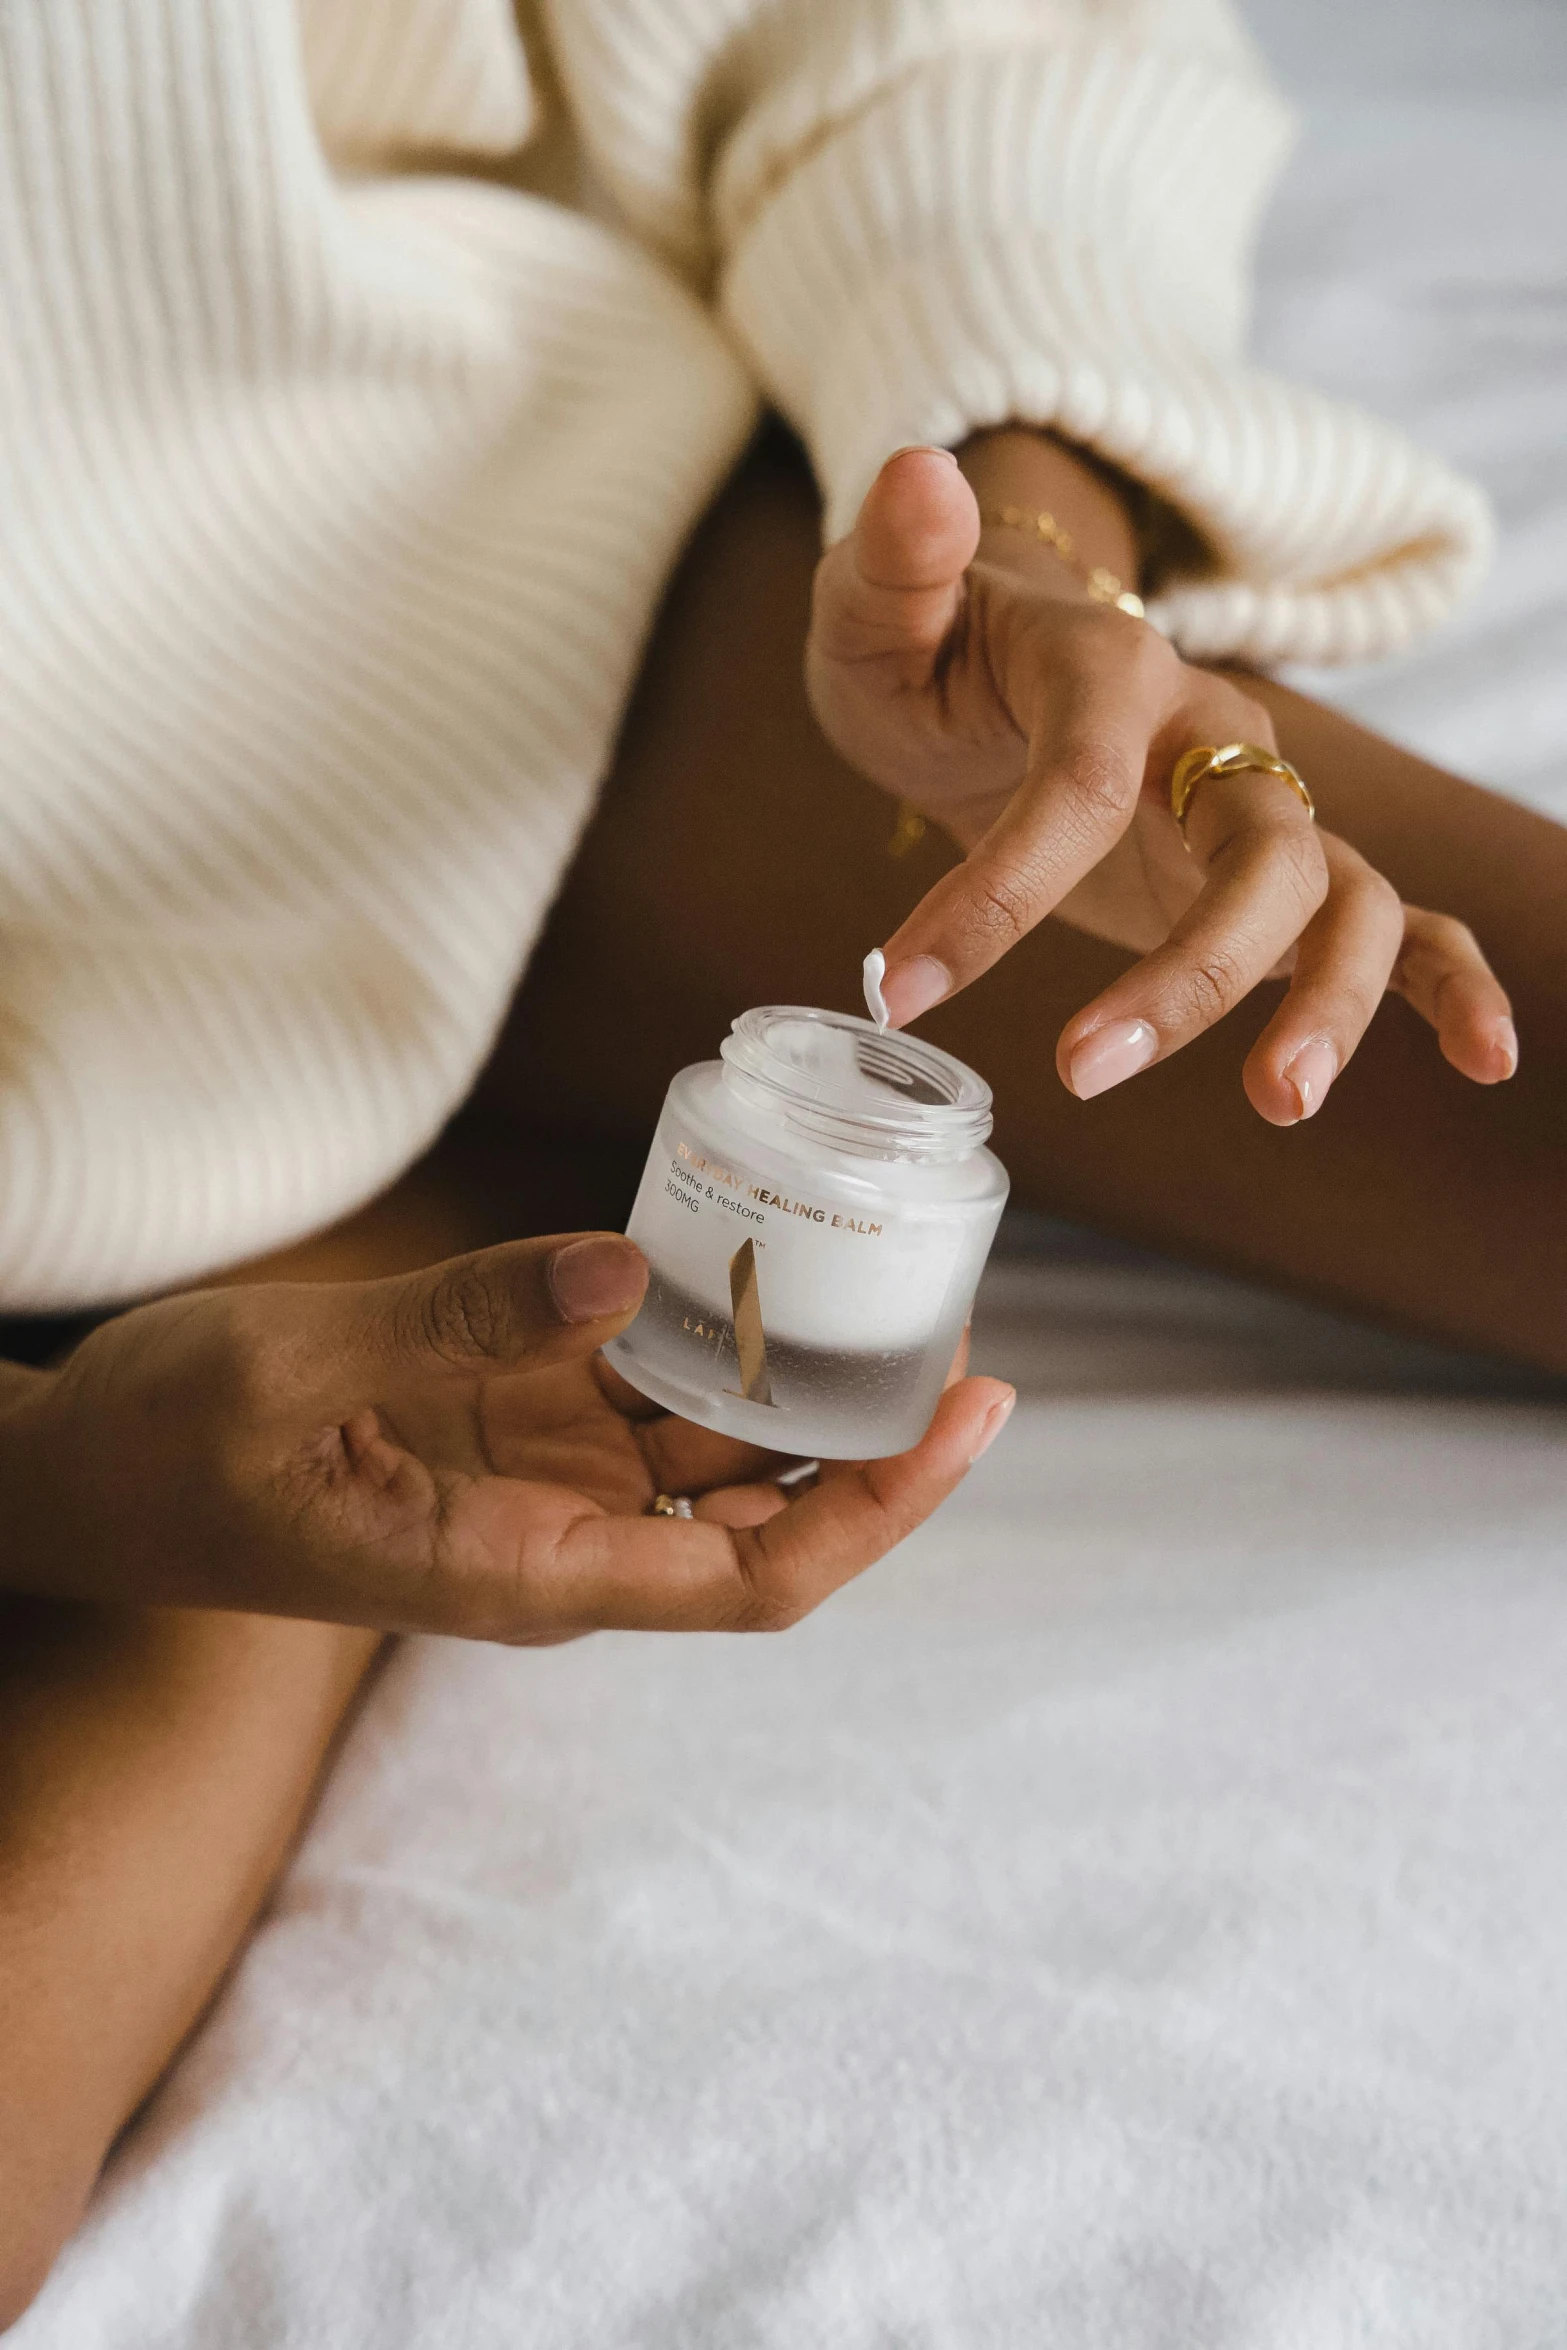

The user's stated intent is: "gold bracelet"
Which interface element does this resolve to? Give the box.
[980,503,1145,619]
[886,800,928,858]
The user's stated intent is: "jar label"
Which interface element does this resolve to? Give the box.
[628,1130,969,1356]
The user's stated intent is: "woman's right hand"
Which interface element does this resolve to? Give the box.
[0,1236,1012,1641]
[808,444,1518,1123]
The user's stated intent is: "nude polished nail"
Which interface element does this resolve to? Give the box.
[1067,1019,1158,1100]
[1490,1017,1519,1079]
[879,954,951,1028]
[969,1389,1016,1463]
[1282,1036,1339,1122]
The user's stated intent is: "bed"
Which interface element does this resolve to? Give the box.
[16,3,1567,2341]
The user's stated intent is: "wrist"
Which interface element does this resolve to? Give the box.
[954,425,1143,600]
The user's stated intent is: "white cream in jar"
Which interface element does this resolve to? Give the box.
[605,1005,1009,1459]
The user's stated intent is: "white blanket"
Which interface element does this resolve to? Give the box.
[17,4,1567,2342]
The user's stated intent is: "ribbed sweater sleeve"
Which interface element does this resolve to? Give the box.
[301,0,534,159]
[539,0,1492,665]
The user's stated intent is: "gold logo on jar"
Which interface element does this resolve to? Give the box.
[726,1239,774,1406]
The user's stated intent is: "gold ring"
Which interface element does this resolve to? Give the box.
[649,1493,694,1520]
[1170,742,1315,836]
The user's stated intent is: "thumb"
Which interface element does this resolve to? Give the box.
[810,445,979,680]
[349,1233,649,1377]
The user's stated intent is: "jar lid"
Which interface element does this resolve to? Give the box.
[720,1006,993,1164]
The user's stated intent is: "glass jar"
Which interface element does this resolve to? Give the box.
[604,1005,1009,1459]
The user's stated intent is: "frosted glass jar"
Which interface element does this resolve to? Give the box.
[604,1006,1009,1459]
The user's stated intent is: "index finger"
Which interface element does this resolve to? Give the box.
[541,1375,1016,1635]
[876,627,1168,1027]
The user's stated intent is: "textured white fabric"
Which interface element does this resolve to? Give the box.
[0,0,1493,1310]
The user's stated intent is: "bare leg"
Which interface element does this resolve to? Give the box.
[483,428,1567,1374]
[0,1604,381,2324]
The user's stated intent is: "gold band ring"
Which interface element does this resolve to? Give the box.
[1170,742,1315,836]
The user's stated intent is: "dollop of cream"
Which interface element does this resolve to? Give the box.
[862,947,889,1029]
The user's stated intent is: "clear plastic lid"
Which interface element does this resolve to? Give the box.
[719,1006,993,1164]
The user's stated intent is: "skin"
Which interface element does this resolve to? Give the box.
[1,1236,1011,1642]
[0,1606,384,2327]
[4,418,1565,2324]
[811,432,1515,1116]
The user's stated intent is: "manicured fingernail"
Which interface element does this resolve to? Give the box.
[1281,1036,1339,1122]
[1488,1017,1519,1080]
[547,1236,647,1324]
[969,1389,1016,1463]
[887,443,959,467]
[1067,1019,1158,1101]
[879,954,951,1027]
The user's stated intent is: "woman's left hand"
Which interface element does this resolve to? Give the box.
[2,1234,1011,1641]
[806,446,1518,1123]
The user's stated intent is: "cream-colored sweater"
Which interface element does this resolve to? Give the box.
[0,0,1490,1309]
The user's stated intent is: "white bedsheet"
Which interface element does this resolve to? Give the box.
[16,6,1567,2343]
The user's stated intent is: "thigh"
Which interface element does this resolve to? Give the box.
[485,427,1567,1373]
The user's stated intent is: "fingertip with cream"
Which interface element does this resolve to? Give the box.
[862,946,890,1029]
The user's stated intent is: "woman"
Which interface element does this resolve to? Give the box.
[2,0,1564,2320]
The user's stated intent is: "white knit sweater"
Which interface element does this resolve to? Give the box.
[0,0,1491,1309]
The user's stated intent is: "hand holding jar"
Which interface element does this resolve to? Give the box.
[0,1234,1013,1637]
